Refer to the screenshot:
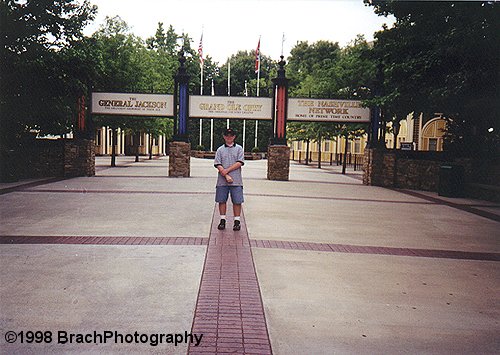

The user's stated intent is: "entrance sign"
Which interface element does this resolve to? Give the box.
[189,96,272,120]
[91,93,174,117]
[288,98,370,123]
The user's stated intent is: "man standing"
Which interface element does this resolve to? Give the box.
[214,128,245,231]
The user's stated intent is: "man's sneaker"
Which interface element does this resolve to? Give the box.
[217,219,226,230]
[233,220,241,231]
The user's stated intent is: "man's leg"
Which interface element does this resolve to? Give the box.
[232,204,242,231]
[231,186,244,231]
[217,202,227,230]
[233,203,241,217]
[216,187,229,230]
[219,202,227,216]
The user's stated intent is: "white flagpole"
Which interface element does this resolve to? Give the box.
[243,80,248,152]
[198,31,204,147]
[227,61,230,129]
[211,79,214,152]
[255,37,261,149]
[256,60,260,96]
[281,32,285,57]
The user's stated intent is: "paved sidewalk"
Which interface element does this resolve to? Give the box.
[1,155,499,354]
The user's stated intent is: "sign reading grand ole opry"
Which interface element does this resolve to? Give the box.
[189,96,273,120]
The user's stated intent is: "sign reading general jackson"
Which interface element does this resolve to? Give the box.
[288,98,370,123]
[189,96,272,120]
[91,93,174,117]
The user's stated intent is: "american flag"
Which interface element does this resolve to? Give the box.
[255,37,260,73]
[198,33,203,68]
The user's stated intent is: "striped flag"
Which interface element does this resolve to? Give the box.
[255,37,260,73]
[198,33,203,68]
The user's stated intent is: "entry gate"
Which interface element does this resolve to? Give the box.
[88,54,374,180]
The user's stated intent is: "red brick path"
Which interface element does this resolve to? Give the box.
[188,207,272,355]
[2,235,497,262]
[250,239,500,262]
[0,235,208,246]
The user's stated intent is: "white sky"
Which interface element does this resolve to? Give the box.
[83,0,394,64]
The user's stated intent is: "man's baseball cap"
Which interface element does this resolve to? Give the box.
[223,128,236,136]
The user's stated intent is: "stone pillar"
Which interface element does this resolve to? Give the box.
[169,141,191,177]
[267,145,290,181]
[363,148,395,187]
[64,139,95,177]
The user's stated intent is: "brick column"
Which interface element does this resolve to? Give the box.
[267,145,290,181]
[64,139,95,177]
[363,148,395,187]
[168,141,191,177]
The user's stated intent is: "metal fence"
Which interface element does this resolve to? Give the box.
[290,151,364,171]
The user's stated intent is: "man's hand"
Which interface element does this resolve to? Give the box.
[217,166,227,177]
[225,174,234,183]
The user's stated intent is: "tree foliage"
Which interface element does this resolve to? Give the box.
[90,18,181,164]
[0,0,97,146]
[286,37,372,147]
[366,0,500,157]
[287,40,341,98]
[214,50,274,97]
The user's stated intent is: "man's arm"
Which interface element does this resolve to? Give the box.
[216,164,227,176]
[214,149,226,175]
[219,162,241,183]
[224,161,242,174]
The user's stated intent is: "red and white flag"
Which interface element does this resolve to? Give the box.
[198,33,204,68]
[255,37,261,73]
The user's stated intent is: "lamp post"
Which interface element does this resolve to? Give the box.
[169,47,191,177]
[270,56,289,146]
[173,48,190,142]
[267,56,290,181]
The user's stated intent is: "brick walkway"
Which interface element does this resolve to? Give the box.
[0,235,208,246]
[188,205,273,355]
[250,239,500,261]
[3,235,497,262]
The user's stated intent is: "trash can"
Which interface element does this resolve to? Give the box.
[438,164,464,197]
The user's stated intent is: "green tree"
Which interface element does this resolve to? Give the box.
[366,0,500,157]
[0,0,97,180]
[216,50,274,97]
[287,40,341,98]
[91,18,183,165]
[0,0,97,145]
[142,24,181,94]
[286,38,371,169]
[91,16,150,166]
[146,22,178,55]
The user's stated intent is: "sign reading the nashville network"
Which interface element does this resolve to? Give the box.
[189,96,272,120]
[288,98,370,123]
[91,93,174,117]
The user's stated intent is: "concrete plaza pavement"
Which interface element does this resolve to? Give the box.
[1,155,499,354]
